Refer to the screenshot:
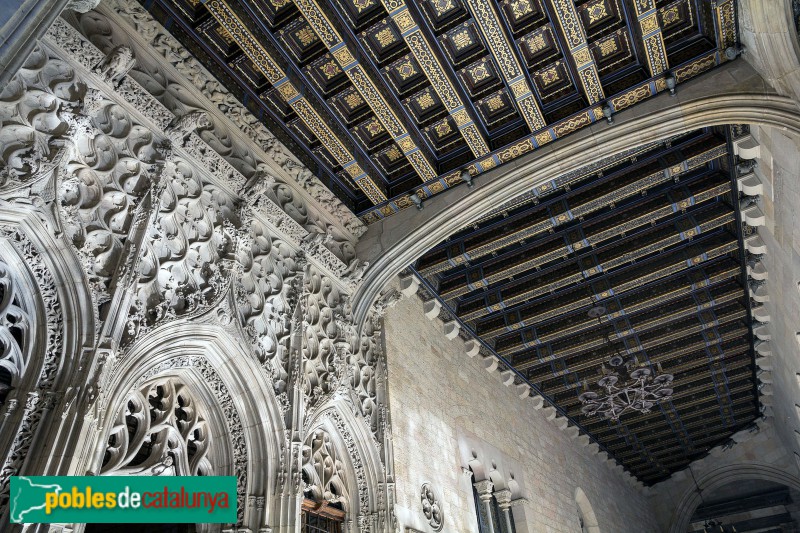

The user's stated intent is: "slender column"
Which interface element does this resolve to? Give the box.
[473,480,496,533]
[494,489,513,533]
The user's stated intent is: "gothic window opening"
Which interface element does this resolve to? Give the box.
[101,377,214,476]
[0,257,32,406]
[301,498,345,533]
[301,428,350,507]
[575,488,600,533]
[472,480,517,533]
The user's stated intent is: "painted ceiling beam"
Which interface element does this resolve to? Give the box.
[631,0,670,76]
[419,136,727,276]
[292,0,441,182]
[545,0,605,104]
[202,0,388,204]
[438,180,732,301]
[379,0,492,157]
[459,0,547,132]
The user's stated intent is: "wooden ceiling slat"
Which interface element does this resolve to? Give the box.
[415,125,756,484]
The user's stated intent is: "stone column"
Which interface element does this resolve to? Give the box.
[494,489,514,533]
[473,480,496,533]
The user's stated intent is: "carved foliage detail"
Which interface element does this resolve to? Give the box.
[236,220,301,395]
[125,160,238,341]
[303,267,349,408]
[0,45,85,190]
[60,102,162,297]
[80,3,366,240]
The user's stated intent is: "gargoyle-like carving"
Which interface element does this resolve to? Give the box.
[95,45,135,86]
[165,110,210,146]
[371,289,401,321]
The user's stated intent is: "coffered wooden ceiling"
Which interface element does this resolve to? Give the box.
[139,0,737,221]
[413,126,760,485]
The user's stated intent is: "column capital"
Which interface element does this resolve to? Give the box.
[493,489,513,509]
[473,479,494,496]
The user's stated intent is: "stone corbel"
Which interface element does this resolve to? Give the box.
[733,134,761,160]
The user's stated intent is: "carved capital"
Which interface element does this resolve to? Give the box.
[473,479,494,497]
[493,489,513,509]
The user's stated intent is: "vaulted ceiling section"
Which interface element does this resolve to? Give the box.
[139,0,737,221]
[413,126,760,485]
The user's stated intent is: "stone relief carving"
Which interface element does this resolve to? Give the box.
[303,266,350,410]
[235,219,302,396]
[60,101,162,302]
[123,157,239,344]
[0,228,64,510]
[302,428,351,507]
[420,483,443,532]
[165,110,210,147]
[0,45,84,195]
[78,1,367,241]
[0,5,398,530]
[127,355,249,524]
[102,376,213,476]
[0,259,32,400]
[94,44,135,86]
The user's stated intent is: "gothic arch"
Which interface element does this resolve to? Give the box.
[80,322,284,531]
[0,210,95,398]
[351,61,800,330]
[666,462,800,533]
[304,400,389,531]
[0,209,94,519]
[575,488,600,533]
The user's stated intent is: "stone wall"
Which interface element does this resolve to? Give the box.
[382,295,660,533]
[750,124,800,465]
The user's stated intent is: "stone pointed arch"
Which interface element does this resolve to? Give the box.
[575,487,600,533]
[666,462,800,533]
[304,399,392,532]
[80,322,284,532]
[351,60,800,330]
[0,209,95,520]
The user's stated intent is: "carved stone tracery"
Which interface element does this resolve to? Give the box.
[0,259,32,399]
[302,428,351,507]
[102,376,213,477]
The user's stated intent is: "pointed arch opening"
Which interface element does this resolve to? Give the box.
[575,487,600,533]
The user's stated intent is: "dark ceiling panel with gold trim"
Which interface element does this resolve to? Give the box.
[138,0,737,219]
[412,126,761,485]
